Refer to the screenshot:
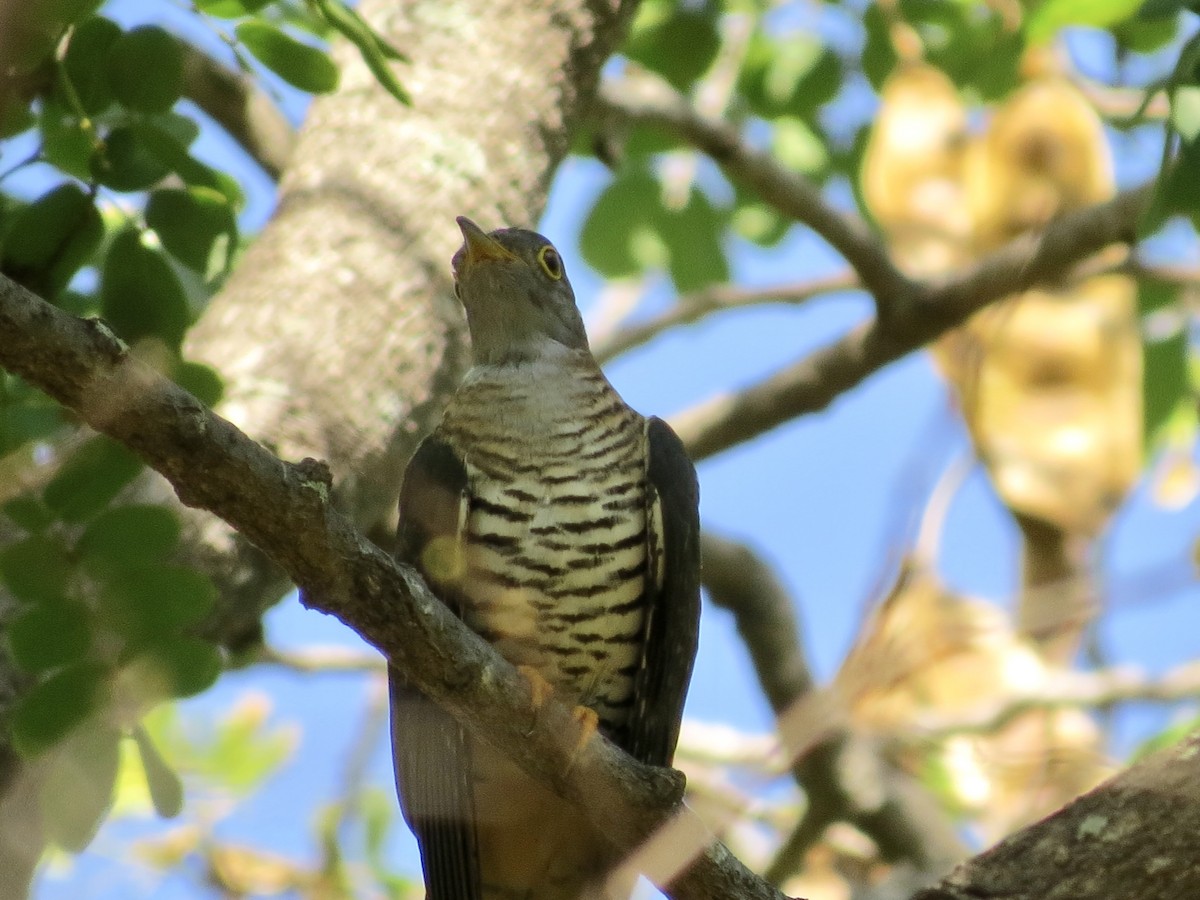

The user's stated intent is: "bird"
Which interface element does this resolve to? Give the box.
[389,216,701,900]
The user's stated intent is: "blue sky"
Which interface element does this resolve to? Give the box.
[17,2,1200,897]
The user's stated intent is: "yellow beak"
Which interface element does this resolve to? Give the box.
[457,216,518,267]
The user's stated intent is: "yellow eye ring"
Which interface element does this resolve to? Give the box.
[537,245,564,281]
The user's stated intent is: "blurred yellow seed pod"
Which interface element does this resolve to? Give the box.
[861,61,972,277]
[938,76,1141,537]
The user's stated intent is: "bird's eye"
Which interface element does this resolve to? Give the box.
[537,246,564,281]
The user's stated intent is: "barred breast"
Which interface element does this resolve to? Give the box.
[438,353,653,729]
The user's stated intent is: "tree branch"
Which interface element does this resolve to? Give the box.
[0,275,786,899]
[915,731,1200,900]
[701,534,964,884]
[670,185,1151,461]
[912,661,1200,741]
[596,77,913,306]
[591,272,859,365]
[180,41,296,180]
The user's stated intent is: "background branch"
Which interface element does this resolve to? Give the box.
[915,731,1200,900]
[701,534,964,884]
[596,76,912,305]
[180,40,295,180]
[671,185,1151,461]
[591,272,859,364]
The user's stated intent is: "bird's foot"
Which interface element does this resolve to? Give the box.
[517,665,555,735]
[566,705,599,773]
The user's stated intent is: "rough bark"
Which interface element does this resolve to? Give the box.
[916,731,1200,900]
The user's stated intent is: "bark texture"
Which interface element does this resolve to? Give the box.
[917,731,1200,900]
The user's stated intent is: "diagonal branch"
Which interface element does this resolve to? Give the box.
[914,731,1200,900]
[701,534,964,883]
[0,275,786,900]
[669,185,1151,461]
[591,272,859,365]
[180,41,296,180]
[596,78,913,306]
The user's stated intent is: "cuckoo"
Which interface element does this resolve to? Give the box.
[389,217,700,899]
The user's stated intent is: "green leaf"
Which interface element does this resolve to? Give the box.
[1140,283,1191,448]
[39,719,120,850]
[580,170,665,278]
[147,110,202,149]
[0,402,65,455]
[146,187,238,274]
[732,184,789,247]
[771,116,829,176]
[903,1,1024,101]
[99,565,217,641]
[862,4,899,90]
[195,0,268,17]
[1137,0,1189,19]
[62,16,121,115]
[2,497,56,532]
[624,1,720,92]
[738,33,841,120]
[236,21,340,93]
[312,0,411,104]
[132,724,184,818]
[174,361,224,407]
[91,125,172,192]
[39,100,95,181]
[138,636,222,698]
[1173,85,1200,142]
[659,188,729,293]
[38,0,105,26]
[100,228,190,347]
[78,505,181,572]
[1115,12,1180,53]
[202,698,294,791]
[11,662,108,757]
[0,97,34,138]
[1145,137,1200,235]
[8,599,92,674]
[43,435,144,523]
[1,183,103,298]
[0,535,71,604]
[1130,714,1200,761]
[1026,0,1143,44]
[107,25,184,113]
[133,121,238,204]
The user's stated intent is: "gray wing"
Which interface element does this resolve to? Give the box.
[625,417,701,767]
[390,435,482,900]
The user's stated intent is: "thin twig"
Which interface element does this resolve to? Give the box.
[592,272,859,364]
[911,661,1200,741]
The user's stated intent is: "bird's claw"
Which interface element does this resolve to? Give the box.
[517,665,555,736]
[566,705,599,774]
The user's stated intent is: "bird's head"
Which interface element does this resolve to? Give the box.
[451,216,588,366]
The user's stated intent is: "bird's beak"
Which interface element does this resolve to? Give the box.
[457,216,518,269]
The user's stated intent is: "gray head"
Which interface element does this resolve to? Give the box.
[451,217,588,366]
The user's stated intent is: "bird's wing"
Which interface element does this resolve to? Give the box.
[625,417,701,767]
[391,435,482,900]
